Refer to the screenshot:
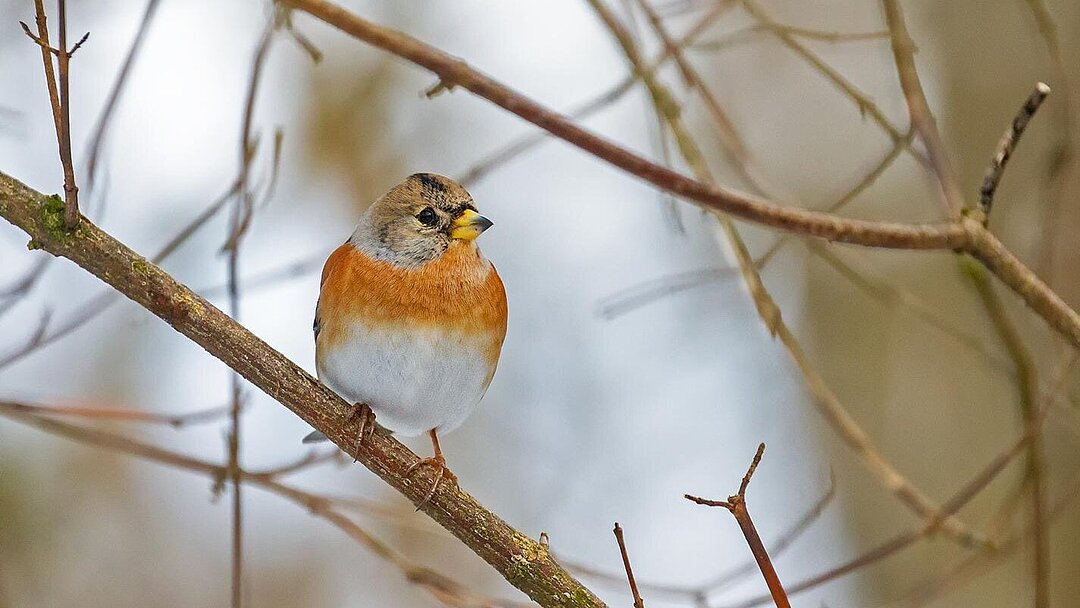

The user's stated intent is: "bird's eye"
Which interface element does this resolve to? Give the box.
[416,207,438,227]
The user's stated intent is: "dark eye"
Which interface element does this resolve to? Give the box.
[416,207,438,227]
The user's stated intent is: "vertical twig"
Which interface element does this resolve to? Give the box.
[880,0,964,218]
[223,11,278,608]
[22,1,87,228]
[613,523,645,608]
[686,444,791,608]
[55,0,79,227]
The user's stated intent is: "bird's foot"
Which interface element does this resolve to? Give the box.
[405,453,457,509]
[343,403,377,460]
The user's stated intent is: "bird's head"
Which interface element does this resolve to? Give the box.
[351,173,493,267]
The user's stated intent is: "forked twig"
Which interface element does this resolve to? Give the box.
[686,444,790,608]
[23,0,87,228]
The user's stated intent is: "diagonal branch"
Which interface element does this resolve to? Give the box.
[979,83,1051,218]
[282,0,965,250]
[277,0,1080,355]
[0,173,604,608]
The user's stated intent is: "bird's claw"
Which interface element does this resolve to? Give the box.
[405,454,457,509]
[342,403,376,460]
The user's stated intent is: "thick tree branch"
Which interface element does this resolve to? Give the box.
[0,173,604,608]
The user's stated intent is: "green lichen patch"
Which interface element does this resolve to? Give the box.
[38,193,85,244]
[131,258,150,276]
[40,194,67,236]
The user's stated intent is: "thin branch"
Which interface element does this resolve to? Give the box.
[1026,0,1077,284]
[635,0,751,177]
[457,2,729,187]
[224,12,278,606]
[613,523,645,608]
[55,0,81,228]
[687,444,791,608]
[0,177,239,371]
[24,0,83,225]
[0,173,605,608]
[567,473,835,601]
[738,0,931,170]
[596,266,743,320]
[283,0,971,250]
[0,257,50,320]
[2,400,229,427]
[586,0,982,546]
[248,448,342,478]
[598,131,913,320]
[892,356,1080,608]
[84,0,162,192]
[0,402,531,608]
[979,82,1051,217]
[807,241,1012,375]
[715,401,1049,608]
[880,0,964,218]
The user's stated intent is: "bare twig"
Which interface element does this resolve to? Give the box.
[2,400,229,427]
[634,0,750,177]
[55,0,81,227]
[1025,0,1077,284]
[716,402,1049,608]
[687,444,790,608]
[24,0,85,227]
[0,257,50,320]
[979,82,1051,217]
[457,2,729,187]
[738,0,930,170]
[224,12,279,606]
[0,402,531,608]
[84,0,162,192]
[598,131,914,321]
[0,178,239,371]
[566,474,835,602]
[613,523,645,608]
[880,0,964,217]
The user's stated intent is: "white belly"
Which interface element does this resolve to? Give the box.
[316,322,494,437]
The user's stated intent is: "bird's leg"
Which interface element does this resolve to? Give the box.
[405,429,457,507]
[342,402,376,458]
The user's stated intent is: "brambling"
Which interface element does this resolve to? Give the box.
[307,173,507,503]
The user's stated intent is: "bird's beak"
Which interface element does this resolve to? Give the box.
[450,209,494,241]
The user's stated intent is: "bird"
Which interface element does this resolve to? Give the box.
[307,172,507,505]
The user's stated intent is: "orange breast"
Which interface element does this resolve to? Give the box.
[316,242,508,367]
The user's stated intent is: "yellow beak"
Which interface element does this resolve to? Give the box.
[450,209,494,241]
